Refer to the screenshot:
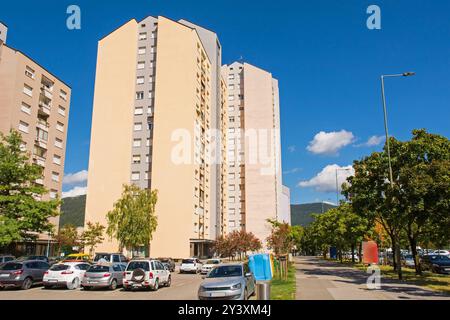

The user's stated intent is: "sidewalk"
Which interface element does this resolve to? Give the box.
[294,256,450,300]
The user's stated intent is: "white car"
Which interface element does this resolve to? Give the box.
[43,262,91,289]
[201,259,221,275]
[180,258,202,274]
[433,250,450,256]
[123,259,171,291]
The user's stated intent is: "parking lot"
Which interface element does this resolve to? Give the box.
[0,270,203,300]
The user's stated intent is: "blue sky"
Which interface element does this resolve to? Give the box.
[2,0,449,203]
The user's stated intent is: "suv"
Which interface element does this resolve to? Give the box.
[421,255,450,274]
[0,260,50,290]
[16,255,49,263]
[158,258,176,272]
[0,255,15,266]
[180,258,202,274]
[123,259,171,291]
[93,253,129,266]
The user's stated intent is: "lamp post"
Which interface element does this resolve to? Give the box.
[380,72,415,186]
[335,168,351,205]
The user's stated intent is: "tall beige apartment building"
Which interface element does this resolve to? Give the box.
[0,23,71,254]
[85,16,227,258]
[221,62,290,245]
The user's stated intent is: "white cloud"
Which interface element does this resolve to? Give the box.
[283,167,301,175]
[307,130,355,155]
[288,145,296,153]
[298,164,354,193]
[355,135,385,147]
[63,170,88,185]
[62,186,87,198]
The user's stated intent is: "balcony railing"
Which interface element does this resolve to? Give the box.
[38,102,51,116]
[40,85,53,99]
[33,155,46,167]
[35,137,48,149]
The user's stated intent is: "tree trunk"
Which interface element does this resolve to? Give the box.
[408,234,422,275]
[351,243,355,263]
[395,237,403,280]
[358,242,363,263]
[390,236,397,271]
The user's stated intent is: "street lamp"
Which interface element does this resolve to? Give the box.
[335,168,351,205]
[380,72,415,187]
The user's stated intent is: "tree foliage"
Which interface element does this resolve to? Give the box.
[80,221,105,256]
[0,130,60,245]
[106,184,158,254]
[213,230,262,259]
[55,224,79,255]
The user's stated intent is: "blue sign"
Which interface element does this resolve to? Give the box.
[248,254,272,281]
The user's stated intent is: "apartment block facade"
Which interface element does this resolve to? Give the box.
[0,23,71,254]
[85,16,227,258]
[221,62,289,245]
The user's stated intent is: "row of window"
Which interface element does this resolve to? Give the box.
[131,171,150,181]
[23,82,67,101]
[136,91,154,100]
[133,121,153,131]
[132,154,151,164]
[18,120,64,134]
[134,106,153,115]
[138,30,157,41]
[133,137,151,148]
[21,101,66,116]
[136,75,154,84]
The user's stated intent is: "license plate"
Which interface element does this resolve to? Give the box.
[210,292,226,297]
[88,280,98,283]
[133,284,142,288]
[0,274,9,278]
[48,279,58,283]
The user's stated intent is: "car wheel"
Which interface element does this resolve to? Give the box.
[153,279,159,291]
[109,279,118,290]
[68,277,80,290]
[166,276,171,287]
[21,277,32,290]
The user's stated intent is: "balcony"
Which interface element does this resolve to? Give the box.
[38,101,51,116]
[35,177,44,185]
[35,137,48,149]
[33,155,46,167]
[40,85,53,99]
[37,119,49,131]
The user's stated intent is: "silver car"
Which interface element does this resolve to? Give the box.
[81,263,125,290]
[198,263,255,300]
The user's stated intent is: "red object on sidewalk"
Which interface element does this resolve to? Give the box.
[363,241,379,264]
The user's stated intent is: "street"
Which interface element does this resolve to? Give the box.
[0,271,203,300]
[295,256,450,300]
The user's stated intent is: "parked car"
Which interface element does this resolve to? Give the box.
[201,259,221,275]
[43,262,91,289]
[123,259,171,291]
[82,263,126,290]
[432,250,450,256]
[421,255,450,274]
[62,253,91,263]
[0,260,50,290]
[401,254,415,268]
[198,263,255,300]
[93,253,129,266]
[180,258,202,274]
[158,258,176,272]
[0,255,15,266]
[16,255,49,263]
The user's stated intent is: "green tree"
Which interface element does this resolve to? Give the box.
[0,130,60,245]
[55,224,79,256]
[80,221,105,257]
[106,184,158,256]
[266,220,296,255]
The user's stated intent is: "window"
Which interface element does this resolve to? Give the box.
[134,122,142,131]
[136,91,144,100]
[23,84,33,97]
[133,138,141,147]
[228,196,235,203]
[229,220,236,227]
[150,46,155,53]
[229,208,236,216]
[51,172,59,182]
[228,173,235,180]
[131,172,140,181]
[147,106,153,115]
[229,185,236,191]
[151,31,156,39]
[138,47,146,55]
[25,66,35,79]
[21,102,31,114]
[149,76,154,83]
[148,91,153,99]
[36,128,48,142]
[146,138,150,147]
[228,74,235,80]
[137,61,145,69]
[229,84,235,90]
[55,138,63,149]
[50,189,58,199]
[56,122,64,132]
[146,154,150,163]
[53,155,61,165]
[228,95,235,101]
[229,116,235,123]
[149,62,154,68]
[60,90,67,101]
[20,142,27,152]
[58,105,66,116]
[139,32,147,40]
[18,121,29,133]
[145,171,149,180]
[132,155,141,164]
[134,107,143,115]
[228,106,235,112]
[136,76,145,85]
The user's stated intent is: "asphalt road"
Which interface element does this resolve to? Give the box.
[0,270,203,300]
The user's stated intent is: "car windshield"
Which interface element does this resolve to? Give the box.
[88,265,110,272]
[127,261,150,271]
[206,260,220,264]
[207,265,242,278]
[1,262,22,270]
[49,264,70,271]
[94,254,111,262]
[182,259,195,264]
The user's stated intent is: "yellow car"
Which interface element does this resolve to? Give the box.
[62,253,91,263]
